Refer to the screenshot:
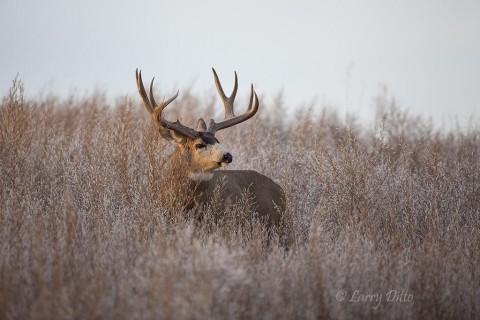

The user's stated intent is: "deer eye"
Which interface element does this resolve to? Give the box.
[195,143,206,149]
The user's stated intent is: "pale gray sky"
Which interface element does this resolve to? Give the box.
[1,0,479,127]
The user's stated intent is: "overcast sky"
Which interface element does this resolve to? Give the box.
[1,0,479,128]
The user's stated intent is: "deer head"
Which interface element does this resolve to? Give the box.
[136,68,259,181]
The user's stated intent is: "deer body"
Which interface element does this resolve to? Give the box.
[189,170,285,227]
[136,68,286,235]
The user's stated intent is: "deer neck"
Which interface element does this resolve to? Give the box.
[170,147,215,182]
[158,149,215,212]
[163,149,215,192]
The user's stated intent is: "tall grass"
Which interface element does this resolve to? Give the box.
[1,78,479,319]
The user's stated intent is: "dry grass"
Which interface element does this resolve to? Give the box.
[1,77,479,319]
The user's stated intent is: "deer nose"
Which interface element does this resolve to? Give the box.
[223,153,233,163]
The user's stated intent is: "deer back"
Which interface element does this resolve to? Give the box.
[191,170,285,230]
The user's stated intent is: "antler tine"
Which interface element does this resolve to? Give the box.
[136,69,154,113]
[136,68,198,139]
[149,77,180,112]
[208,70,259,133]
[212,68,237,118]
[148,77,158,108]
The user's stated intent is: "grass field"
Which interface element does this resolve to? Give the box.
[1,78,479,319]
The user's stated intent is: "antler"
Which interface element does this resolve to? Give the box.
[207,68,259,133]
[136,68,198,139]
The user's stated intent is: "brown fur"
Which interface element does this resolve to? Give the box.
[190,171,285,227]
[160,147,286,235]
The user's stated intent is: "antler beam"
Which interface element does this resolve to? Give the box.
[136,68,198,139]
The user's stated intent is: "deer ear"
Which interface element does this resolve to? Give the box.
[196,118,208,132]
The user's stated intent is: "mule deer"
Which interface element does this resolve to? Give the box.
[136,68,286,238]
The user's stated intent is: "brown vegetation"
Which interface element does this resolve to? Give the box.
[1,78,479,319]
